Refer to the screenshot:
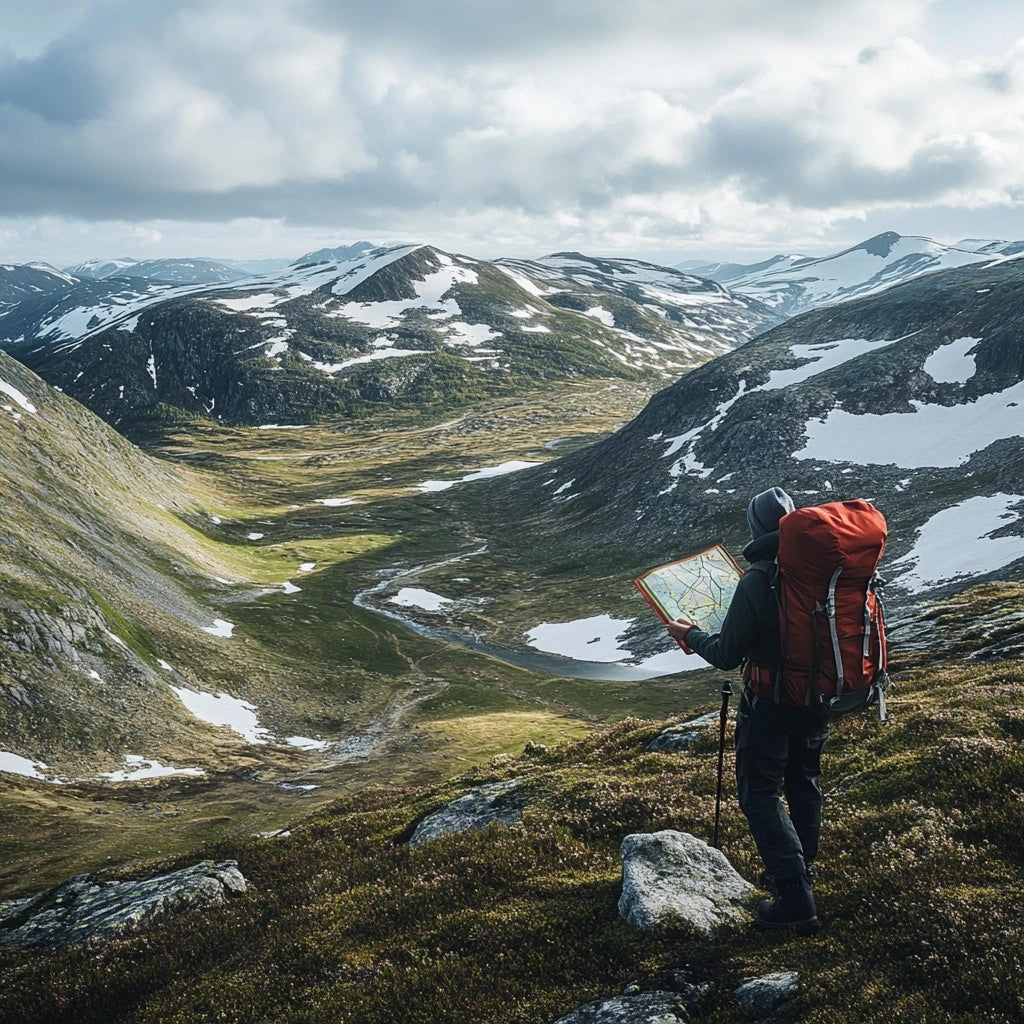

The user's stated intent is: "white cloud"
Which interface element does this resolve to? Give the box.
[1,0,1023,264]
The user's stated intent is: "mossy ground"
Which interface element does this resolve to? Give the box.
[2,621,1022,1023]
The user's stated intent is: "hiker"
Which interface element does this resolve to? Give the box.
[665,486,825,936]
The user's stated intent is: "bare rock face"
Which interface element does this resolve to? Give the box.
[0,860,246,950]
[618,830,755,934]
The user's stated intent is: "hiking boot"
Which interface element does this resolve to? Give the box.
[755,873,820,936]
[757,861,814,899]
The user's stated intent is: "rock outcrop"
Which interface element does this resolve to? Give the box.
[618,830,755,933]
[409,780,523,846]
[552,969,799,1023]
[647,712,720,752]
[552,990,693,1023]
[0,860,246,950]
[734,971,800,1020]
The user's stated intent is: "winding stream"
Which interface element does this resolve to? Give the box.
[353,550,689,682]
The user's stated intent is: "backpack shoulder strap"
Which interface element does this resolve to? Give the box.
[745,558,778,584]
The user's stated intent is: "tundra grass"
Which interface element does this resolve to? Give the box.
[2,626,1022,1024]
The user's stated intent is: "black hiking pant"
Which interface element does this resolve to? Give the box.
[735,686,830,881]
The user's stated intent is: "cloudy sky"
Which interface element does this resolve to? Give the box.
[2,0,1024,267]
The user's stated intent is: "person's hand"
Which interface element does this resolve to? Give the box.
[665,618,695,643]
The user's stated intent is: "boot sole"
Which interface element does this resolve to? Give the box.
[754,915,821,937]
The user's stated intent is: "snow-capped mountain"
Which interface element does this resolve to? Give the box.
[63,257,140,279]
[0,262,78,306]
[65,257,247,286]
[688,231,1024,316]
[0,245,781,433]
[495,252,777,357]
[491,256,1024,602]
[293,241,377,265]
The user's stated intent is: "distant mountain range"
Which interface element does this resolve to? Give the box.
[0,245,781,434]
[64,257,247,285]
[685,231,1024,316]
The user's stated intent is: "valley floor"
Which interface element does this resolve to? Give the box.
[2,379,720,895]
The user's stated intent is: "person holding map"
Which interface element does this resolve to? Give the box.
[664,486,827,937]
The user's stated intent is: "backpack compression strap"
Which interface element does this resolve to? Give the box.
[825,566,845,700]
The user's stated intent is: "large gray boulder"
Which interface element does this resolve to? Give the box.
[0,860,246,950]
[409,779,523,846]
[618,830,755,933]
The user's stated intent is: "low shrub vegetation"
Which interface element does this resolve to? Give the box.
[2,635,1023,1023]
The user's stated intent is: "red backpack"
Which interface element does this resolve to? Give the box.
[747,499,890,721]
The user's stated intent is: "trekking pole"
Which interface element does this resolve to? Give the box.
[712,679,733,850]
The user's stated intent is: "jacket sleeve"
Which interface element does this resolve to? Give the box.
[683,567,774,671]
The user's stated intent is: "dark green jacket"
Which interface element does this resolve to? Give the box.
[683,532,780,671]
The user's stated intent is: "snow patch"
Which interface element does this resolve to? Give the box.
[923,336,980,384]
[201,618,235,637]
[760,337,901,391]
[215,292,283,312]
[524,615,710,674]
[526,614,634,662]
[0,378,37,414]
[796,378,1024,468]
[100,755,204,781]
[286,736,330,751]
[333,254,476,329]
[445,321,500,347]
[889,493,1024,593]
[170,685,269,744]
[585,306,615,327]
[0,752,50,780]
[417,460,540,492]
[388,588,452,611]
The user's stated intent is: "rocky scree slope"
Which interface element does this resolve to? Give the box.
[476,258,1024,599]
[0,246,780,436]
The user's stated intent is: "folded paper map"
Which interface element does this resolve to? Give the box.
[634,543,744,636]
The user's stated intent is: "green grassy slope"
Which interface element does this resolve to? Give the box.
[2,584,1022,1024]
[4,369,725,897]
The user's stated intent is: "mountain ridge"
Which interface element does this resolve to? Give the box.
[687,230,1024,315]
[0,244,782,435]
[510,258,1024,567]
